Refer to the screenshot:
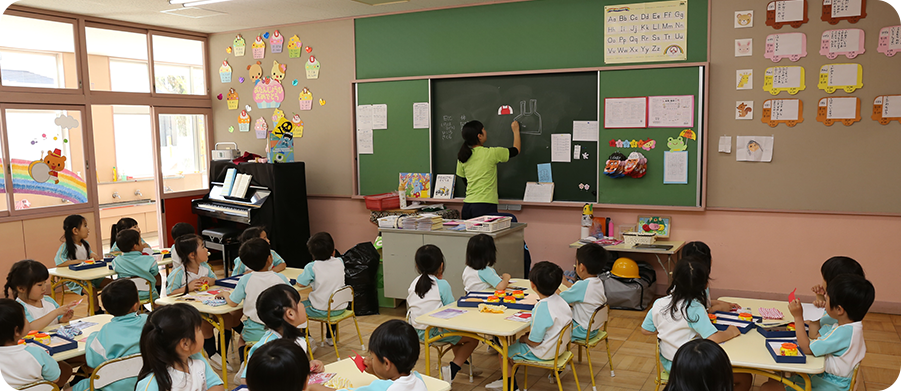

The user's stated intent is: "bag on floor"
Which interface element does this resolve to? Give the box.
[599,267,656,311]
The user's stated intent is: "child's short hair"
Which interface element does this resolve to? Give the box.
[369,319,419,375]
[101,279,140,316]
[575,243,608,275]
[174,234,202,265]
[821,256,865,284]
[529,261,563,297]
[170,222,195,242]
[246,339,310,391]
[240,238,271,271]
[116,229,142,253]
[826,274,874,322]
[663,339,734,391]
[306,232,334,260]
[0,298,26,345]
[682,241,712,268]
[465,234,497,270]
[240,226,266,243]
[4,260,49,299]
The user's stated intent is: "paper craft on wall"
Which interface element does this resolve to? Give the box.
[432,174,455,199]
[287,35,302,58]
[252,36,266,59]
[399,173,431,198]
[822,0,867,24]
[269,123,295,163]
[537,163,552,183]
[14,155,87,203]
[877,25,901,57]
[604,97,647,128]
[233,34,246,56]
[765,33,808,62]
[816,97,861,126]
[572,121,598,142]
[270,30,284,53]
[603,0,687,64]
[820,29,865,59]
[254,117,268,139]
[270,60,286,82]
[272,108,285,127]
[245,104,252,112]
[219,60,232,83]
[305,56,321,79]
[299,87,313,111]
[371,104,388,130]
[736,101,754,120]
[666,136,688,152]
[817,63,863,93]
[55,115,78,130]
[252,78,284,109]
[735,11,754,28]
[736,70,753,90]
[238,110,250,132]
[413,102,429,129]
[290,114,304,138]
[872,95,901,124]
[305,46,313,53]
[762,99,804,127]
[498,105,514,115]
[638,216,671,237]
[766,0,809,29]
[735,39,753,57]
[319,99,326,106]
[226,88,239,110]
[763,66,806,95]
[357,128,373,154]
[247,61,263,84]
[718,136,732,153]
[663,151,688,184]
[648,95,694,127]
[736,136,774,162]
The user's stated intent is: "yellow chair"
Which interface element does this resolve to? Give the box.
[571,305,614,391]
[16,381,59,391]
[305,285,365,360]
[406,313,474,382]
[127,277,156,311]
[86,353,143,390]
[511,322,582,391]
[654,338,669,391]
[849,364,861,391]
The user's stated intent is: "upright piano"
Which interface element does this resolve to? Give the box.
[192,161,312,269]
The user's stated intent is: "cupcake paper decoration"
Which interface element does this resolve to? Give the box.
[252,36,266,59]
[219,60,232,83]
[233,34,246,57]
[299,87,313,111]
[287,35,302,58]
[272,108,285,127]
[253,77,285,109]
[305,56,321,79]
[291,114,304,138]
[270,30,284,53]
[238,110,251,132]
[226,88,239,110]
[254,117,268,139]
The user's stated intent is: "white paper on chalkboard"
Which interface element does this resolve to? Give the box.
[604,97,647,129]
[371,104,388,129]
[523,182,554,203]
[551,134,572,163]
[663,151,689,184]
[356,105,372,131]
[648,95,694,128]
[357,129,373,154]
[572,121,599,141]
[413,102,430,129]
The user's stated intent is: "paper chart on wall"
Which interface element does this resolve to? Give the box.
[648,95,694,128]
[413,102,430,129]
[537,163,553,183]
[718,136,732,153]
[775,0,805,23]
[827,29,861,53]
[772,67,803,89]
[551,134,572,163]
[357,129,373,155]
[831,0,863,18]
[883,96,901,118]
[572,121,599,142]
[371,104,388,130]
[827,64,859,87]
[356,105,372,131]
[824,97,858,119]
[523,182,554,203]
[604,97,647,128]
[771,99,800,121]
[603,0,688,64]
[736,136,774,162]
[663,151,688,184]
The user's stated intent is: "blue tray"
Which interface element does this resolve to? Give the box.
[26,334,78,355]
[714,311,763,323]
[456,292,535,310]
[757,322,808,338]
[215,276,242,288]
[765,338,807,364]
[68,260,107,271]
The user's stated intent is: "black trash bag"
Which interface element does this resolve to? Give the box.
[341,242,380,316]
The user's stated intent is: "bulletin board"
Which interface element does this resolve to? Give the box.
[707,0,901,214]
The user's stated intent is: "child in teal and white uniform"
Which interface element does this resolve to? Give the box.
[0,299,65,389]
[296,232,344,344]
[110,229,159,301]
[560,243,608,341]
[230,227,286,276]
[461,234,510,293]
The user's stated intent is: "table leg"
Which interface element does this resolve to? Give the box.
[85,283,94,316]
[50,277,59,303]
[202,314,228,389]
[732,367,809,391]
[424,326,433,377]
[501,337,509,391]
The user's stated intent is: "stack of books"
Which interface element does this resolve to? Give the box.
[416,214,443,231]
[401,216,419,230]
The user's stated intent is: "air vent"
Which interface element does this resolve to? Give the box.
[160,7,225,18]
[352,0,410,5]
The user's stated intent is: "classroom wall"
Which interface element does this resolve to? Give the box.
[209,2,901,313]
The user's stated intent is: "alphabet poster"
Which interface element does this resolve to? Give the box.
[604,0,688,64]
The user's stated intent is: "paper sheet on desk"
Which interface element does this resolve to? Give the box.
[802,303,826,322]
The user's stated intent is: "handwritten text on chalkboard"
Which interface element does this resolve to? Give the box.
[604,0,688,64]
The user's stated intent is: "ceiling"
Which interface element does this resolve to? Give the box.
[9,0,520,34]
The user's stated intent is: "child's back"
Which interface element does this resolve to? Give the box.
[0,298,61,389]
[529,293,573,359]
[643,294,715,364]
[111,230,159,300]
[222,238,289,342]
[297,232,346,313]
[462,234,509,293]
[560,243,608,341]
[407,274,454,330]
[168,222,195,269]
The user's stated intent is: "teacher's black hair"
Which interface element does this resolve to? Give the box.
[457,120,484,163]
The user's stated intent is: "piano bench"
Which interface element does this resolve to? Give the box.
[202,228,241,244]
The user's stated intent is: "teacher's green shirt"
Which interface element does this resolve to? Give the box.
[455,146,510,204]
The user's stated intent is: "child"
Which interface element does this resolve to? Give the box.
[406,244,479,382]
[218,238,290,343]
[760,274,874,391]
[310,319,427,391]
[111,229,160,301]
[296,232,344,345]
[245,340,311,391]
[681,241,740,313]
[486,261,571,391]
[72,279,147,391]
[166,234,216,297]
[238,285,324,385]
[55,214,111,314]
[809,256,865,337]
[169,222,196,269]
[560,243,609,341]
[462,234,510,293]
[0,298,69,389]
[109,217,151,254]
[4,259,78,330]
[663,339,735,391]
[135,303,224,391]
[641,256,750,391]
[230,226,286,276]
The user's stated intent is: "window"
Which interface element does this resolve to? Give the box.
[158,113,208,193]
[152,35,205,95]
[112,107,154,179]
[0,133,7,212]
[0,15,76,89]
[4,109,88,209]
[86,27,150,93]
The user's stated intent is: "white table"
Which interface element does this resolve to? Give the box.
[323,358,450,391]
[48,267,116,316]
[41,314,113,361]
[570,240,686,284]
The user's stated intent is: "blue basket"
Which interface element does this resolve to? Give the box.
[457,292,535,311]
[68,260,107,271]
[25,334,78,355]
[215,276,242,289]
[765,338,807,364]
[757,322,808,338]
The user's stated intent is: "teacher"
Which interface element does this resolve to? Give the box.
[455,120,521,219]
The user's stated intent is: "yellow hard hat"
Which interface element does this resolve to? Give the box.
[611,257,640,279]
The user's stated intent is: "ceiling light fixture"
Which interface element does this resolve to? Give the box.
[179,0,230,7]
[168,0,193,4]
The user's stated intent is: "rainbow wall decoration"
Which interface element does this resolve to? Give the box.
[9,159,88,204]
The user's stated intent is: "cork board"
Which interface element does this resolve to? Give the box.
[708,1,901,213]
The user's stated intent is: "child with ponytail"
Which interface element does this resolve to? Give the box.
[109,217,151,254]
[55,214,110,313]
[455,120,521,219]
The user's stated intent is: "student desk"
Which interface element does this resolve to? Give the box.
[322,358,451,391]
[154,267,304,388]
[381,223,527,300]
[718,297,826,391]
[40,314,113,362]
[569,240,685,285]
[48,267,117,316]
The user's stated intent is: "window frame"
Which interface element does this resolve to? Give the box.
[84,22,153,94]
[0,10,84,96]
[152,107,213,200]
[149,31,210,100]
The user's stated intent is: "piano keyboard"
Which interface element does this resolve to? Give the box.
[195,203,250,218]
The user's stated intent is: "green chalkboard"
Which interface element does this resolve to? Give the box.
[431,72,599,202]
[355,0,708,79]
[357,80,431,196]
[597,66,703,207]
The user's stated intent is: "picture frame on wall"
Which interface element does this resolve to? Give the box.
[637,215,671,239]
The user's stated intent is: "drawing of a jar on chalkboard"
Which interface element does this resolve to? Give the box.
[513,99,542,135]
